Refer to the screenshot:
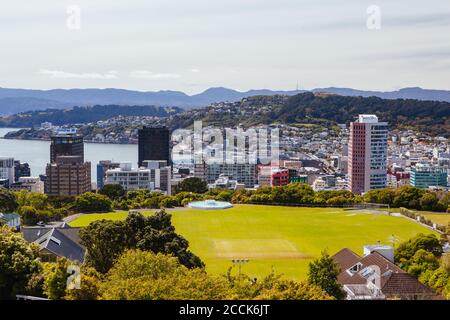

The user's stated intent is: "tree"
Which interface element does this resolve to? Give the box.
[65,267,101,300]
[395,233,443,267]
[0,226,42,299]
[420,192,440,211]
[18,206,40,225]
[307,250,345,299]
[74,192,112,213]
[405,249,440,278]
[99,184,126,201]
[100,250,333,300]
[80,211,204,274]
[175,177,208,194]
[79,220,128,273]
[0,188,18,212]
[15,190,49,211]
[42,258,71,300]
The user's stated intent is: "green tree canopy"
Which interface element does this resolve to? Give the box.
[175,177,208,194]
[0,188,18,213]
[307,250,344,299]
[0,226,42,299]
[74,192,112,213]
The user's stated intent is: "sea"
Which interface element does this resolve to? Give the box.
[0,128,138,182]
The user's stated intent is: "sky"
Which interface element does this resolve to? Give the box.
[0,0,449,94]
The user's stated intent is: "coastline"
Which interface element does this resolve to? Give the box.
[0,136,136,145]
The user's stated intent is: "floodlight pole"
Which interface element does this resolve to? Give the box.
[231,258,249,278]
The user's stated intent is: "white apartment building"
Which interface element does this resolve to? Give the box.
[10,177,45,193]
[105,161,171,194]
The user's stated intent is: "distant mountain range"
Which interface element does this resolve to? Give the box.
[1,86,450,115]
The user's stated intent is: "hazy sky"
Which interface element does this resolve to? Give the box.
[0,0,449,94]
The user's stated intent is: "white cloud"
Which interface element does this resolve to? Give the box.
[39,69,119,79]
[130,70,181,79]
[189,68,200,73]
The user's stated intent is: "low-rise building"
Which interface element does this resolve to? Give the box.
[332,246,437,300]
[105,161,171,194]
[9,177,45,193]
[410,164,448,189]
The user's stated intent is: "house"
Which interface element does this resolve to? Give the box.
[0,212,21,231]
[21,225,85,263]
[332,246,437,300]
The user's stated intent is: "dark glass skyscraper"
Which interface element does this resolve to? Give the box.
[50,133,84,163]
[138,126,170,167]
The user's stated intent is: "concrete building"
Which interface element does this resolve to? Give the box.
[14,161,31,182]
[194,162,257,188]
[45,156,91,196]
[348,115,388,195]
[0,157,15,186]
[105,161,171,194]
[410,164,448,189]
[10,177,45,193]
[96,160,121,190]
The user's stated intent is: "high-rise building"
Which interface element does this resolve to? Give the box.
[50,132,84,163]
[0,157,15,187]
[45,156,91,196]
[96,160,121,190]
[138,126,170,167]
[348,115,388,195]
[14,160,31,182]
[410,164,447,189]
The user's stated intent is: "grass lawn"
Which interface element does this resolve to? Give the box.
[69,205,438,281]
[421,213,450,226]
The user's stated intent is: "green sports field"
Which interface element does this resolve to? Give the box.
[69,205,438,280]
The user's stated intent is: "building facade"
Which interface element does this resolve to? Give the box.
[96,160,121,190]
[410,164,448,189]
[138,126,170,167]
[195,162,257,188]
[105,161,171,194]
[45,156,91,196]
[14,161,31,182]
[0,157,15,186]
[10,177,45,193]
[348,115,388,195]
[50,133,84,163]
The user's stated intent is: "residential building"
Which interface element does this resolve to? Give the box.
[332,246,436,300]
[50,132,84,163]
[410,164,448,189]
[96,160,121,190]
[45,156,91,196]
[9,177,45,193]
[14,161,31,182]
[271,168,289,186]
[105,161,171,194]
[21,227,85,262]
[138,126,170,167]
[348,115,388,195]
[0,157,15,186]
[195,162,257,188]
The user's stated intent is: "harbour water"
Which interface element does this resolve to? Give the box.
[0,128,138,182]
